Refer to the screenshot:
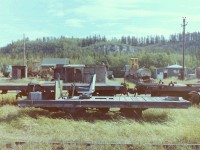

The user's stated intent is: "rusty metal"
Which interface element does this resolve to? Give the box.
[1,140,200,150]
[135,82,200,100]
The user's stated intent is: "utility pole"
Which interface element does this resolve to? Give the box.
[181,17,187,80]
[23,34,26,66]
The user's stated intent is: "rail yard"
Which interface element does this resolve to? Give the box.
[0,62,200,150]
[0,69,193,118]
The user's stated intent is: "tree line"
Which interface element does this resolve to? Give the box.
[0,32,200,74]
[78,32,200,47]
[120,32,200,46]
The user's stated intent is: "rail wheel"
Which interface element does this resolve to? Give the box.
[120,108,143,119]
[98,108,110,113]
[188,91,200,105]
[64,108,86,117]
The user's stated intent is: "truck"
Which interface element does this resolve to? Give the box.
[124,58,152,83]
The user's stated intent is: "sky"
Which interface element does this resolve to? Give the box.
[0,0,200,47]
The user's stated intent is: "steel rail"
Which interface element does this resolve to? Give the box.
[1,140,200,149]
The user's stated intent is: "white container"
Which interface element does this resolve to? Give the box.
[28,92,42,100]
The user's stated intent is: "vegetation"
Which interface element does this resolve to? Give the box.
[0,32,200,75]
[0,102,199,149]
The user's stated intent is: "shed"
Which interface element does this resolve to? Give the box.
[54,64,85,83]
[54,64,107,83]
[12,66,27,79]
[84,65,107,83]
[154,67,167,79]
[165,64,187,77]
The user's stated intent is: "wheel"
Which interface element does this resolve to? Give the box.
[120,108,143,119]
[98,108,109,113]
[64,108,86,117]
[188,91,200,105]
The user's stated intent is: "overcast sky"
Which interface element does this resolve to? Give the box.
[0,0,199,47]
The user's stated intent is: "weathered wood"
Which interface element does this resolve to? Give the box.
[18,96,191,109]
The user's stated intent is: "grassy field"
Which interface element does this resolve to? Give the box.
[0,77,200,149]
[0,104,199,149]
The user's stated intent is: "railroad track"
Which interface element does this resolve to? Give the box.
[1,141,200,149]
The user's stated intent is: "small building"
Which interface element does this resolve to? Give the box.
[154,67,167,79]
[84,65,107,83]
[155,64,187,79]
[54,64,85,83]
[54,64,107,83]
[12,66,27,79]
[166,64,187,77]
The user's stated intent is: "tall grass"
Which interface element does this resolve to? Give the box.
[0,78,200,149]
[0,105,199,149]
[0,93,16,105]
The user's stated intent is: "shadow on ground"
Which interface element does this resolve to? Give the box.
[0,106,169,124]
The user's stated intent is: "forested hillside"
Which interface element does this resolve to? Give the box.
[0,32,200,73]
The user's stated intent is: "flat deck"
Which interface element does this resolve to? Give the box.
[18,96,191,109]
